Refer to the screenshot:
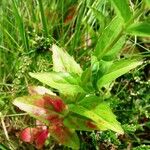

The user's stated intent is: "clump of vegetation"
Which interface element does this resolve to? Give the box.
[0,0,149,149]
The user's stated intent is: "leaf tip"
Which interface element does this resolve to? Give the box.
[29,72,34,77]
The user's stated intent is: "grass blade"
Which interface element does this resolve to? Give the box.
[12,0,29,51]
[37,0,48,38]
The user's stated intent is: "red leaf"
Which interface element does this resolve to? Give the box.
[20,127,49,149]
[35,129,49,149]
[43,95,66,112]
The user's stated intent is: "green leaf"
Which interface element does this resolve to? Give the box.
[13,95,79,149]
[109,0,132,22]
[145,0,150,8]
[126,22,150,37]
[68,95,124,134]
[64,115,99,131]
[102,36,125,61]
[78,95,103,108]
[97,59,143,88]
[91,57,113,90]
[69,103,123,134]
[94,17,123,60]
[98,60,113,77]
[80,68,94,92]
[29,72,84,96]
[52,44,83,75]
[132,145,150,150]
[79,96,123,132]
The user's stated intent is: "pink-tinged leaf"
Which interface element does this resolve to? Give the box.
[13,95,67,115]
[28,86,56,96]
[13,97,47,116]
[13,95,79,149]
[20,128,35,143]
[13,95,63,126]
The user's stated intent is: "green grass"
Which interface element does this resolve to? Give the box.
[0,0,150,149]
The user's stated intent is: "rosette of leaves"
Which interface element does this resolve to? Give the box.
[13,44,142,149]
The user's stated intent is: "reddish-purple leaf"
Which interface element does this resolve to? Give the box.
[20,127,49,149]
[43,95,67,112]
[34,129,49,149]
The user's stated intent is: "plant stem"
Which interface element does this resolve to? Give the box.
[1,118,9,141]
[98,2,145,61]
